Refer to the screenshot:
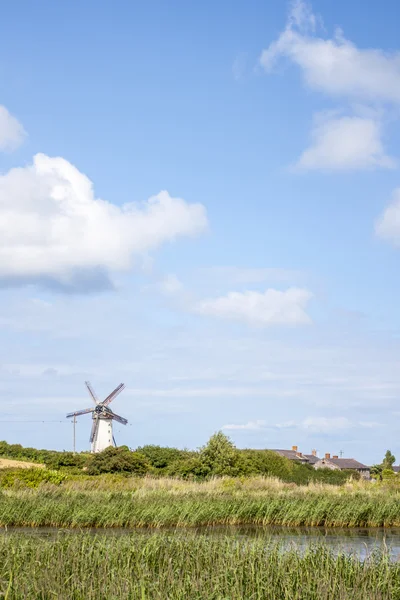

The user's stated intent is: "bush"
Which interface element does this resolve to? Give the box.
[0,468,67,489]
[166,457,211,480]
[135,445,194,471]
[382,468,397,480]
[86,447,151,476]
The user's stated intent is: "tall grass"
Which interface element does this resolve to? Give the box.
[0,532,399,599]
[0,477,400,527]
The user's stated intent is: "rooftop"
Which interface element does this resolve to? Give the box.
[321,457,369,470]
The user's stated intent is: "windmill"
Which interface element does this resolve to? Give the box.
[66,381,128,453]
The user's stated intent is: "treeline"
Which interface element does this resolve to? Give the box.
[0,433,355,484]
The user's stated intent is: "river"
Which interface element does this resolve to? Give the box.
[2,525,400,559]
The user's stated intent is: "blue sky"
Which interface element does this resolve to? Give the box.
[1,0,400,464]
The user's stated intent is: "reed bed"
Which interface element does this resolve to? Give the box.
[1,480,400,528]
[0,532,399,599]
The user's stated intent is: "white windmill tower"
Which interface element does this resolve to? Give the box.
[66,381,128,453]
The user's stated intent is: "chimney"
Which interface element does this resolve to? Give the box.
[292,445,298,452]
[311,449,317,457]
[297,452,303,457]
[333,455,338,459]
[325,453,330,459]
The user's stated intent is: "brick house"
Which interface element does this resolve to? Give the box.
[313,453,370,479]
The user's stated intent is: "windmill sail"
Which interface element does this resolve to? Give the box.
[102,383,125,407]
[90,415,100,443]
[66,407,93,418]
[85,381,99,404]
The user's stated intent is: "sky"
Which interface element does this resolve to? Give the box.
[0,0,400,464]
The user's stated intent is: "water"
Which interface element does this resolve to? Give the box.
[1,525,400,559]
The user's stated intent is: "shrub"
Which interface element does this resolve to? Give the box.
[86,447,151,476]
[135,445,194,470]
[166,456,211,480]
[382,468,397,480]
[0,468,67,488]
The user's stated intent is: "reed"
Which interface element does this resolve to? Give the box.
[0,478,400,528]
[0,532,399,599]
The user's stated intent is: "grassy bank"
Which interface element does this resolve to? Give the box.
[1,478,400,528]
[0,532,399,599]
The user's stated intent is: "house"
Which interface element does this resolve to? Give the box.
[303,450,319,465]
[313,453,370,479]
[271,446,310,463]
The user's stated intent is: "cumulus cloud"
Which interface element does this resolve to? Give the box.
[0,153,208,291]
[222,420,266,431]
[260,1,399,171]
[302,416,352,433]
[296,113,395,171]
[375,188,400,245]
[285,417,382,433]
[0,105,26,151]
[223,416,382,434]
[260,1,400,103]
[195,288,313,326]
[198,266,304,285]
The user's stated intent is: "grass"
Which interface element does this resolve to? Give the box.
[0,531,399,599]
[1,477,400,528]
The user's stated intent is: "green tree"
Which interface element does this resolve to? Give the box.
[382,450,396,471]
[200,432,239,476]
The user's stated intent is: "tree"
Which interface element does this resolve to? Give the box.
[200,432,239,476]
[370,464,383,479]
[382,450,396,471]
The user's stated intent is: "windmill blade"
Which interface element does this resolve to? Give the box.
[85,381,99,404]
[90,415,100,443]
[102,383,125,407]
[66,407,94,418]
[104,409,128,425]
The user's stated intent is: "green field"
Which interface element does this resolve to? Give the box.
[0,532,398,600]
[1,477,400,528]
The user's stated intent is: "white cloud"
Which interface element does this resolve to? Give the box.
[302,416,352,433]
[287,417,382,433]
[260,1,400,103]
[198,266,304,285]
[359,421,383,429]
[375,188,400,245]
[275,420,297,429]
[125,387,290,398]
[223,416,382,434]
[222,419,266,431]
[0,105,26,151]
[195,287,313,326]
[0,153,208,291]
[156,274,185,295]
[296,113,395,171]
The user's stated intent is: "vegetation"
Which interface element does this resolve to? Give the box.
[382,450,396,471]
[0,532,399,599]
[0,434,357,485]
[86,446,151,475]
[0,478,400,528]
[0,467,66,489]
